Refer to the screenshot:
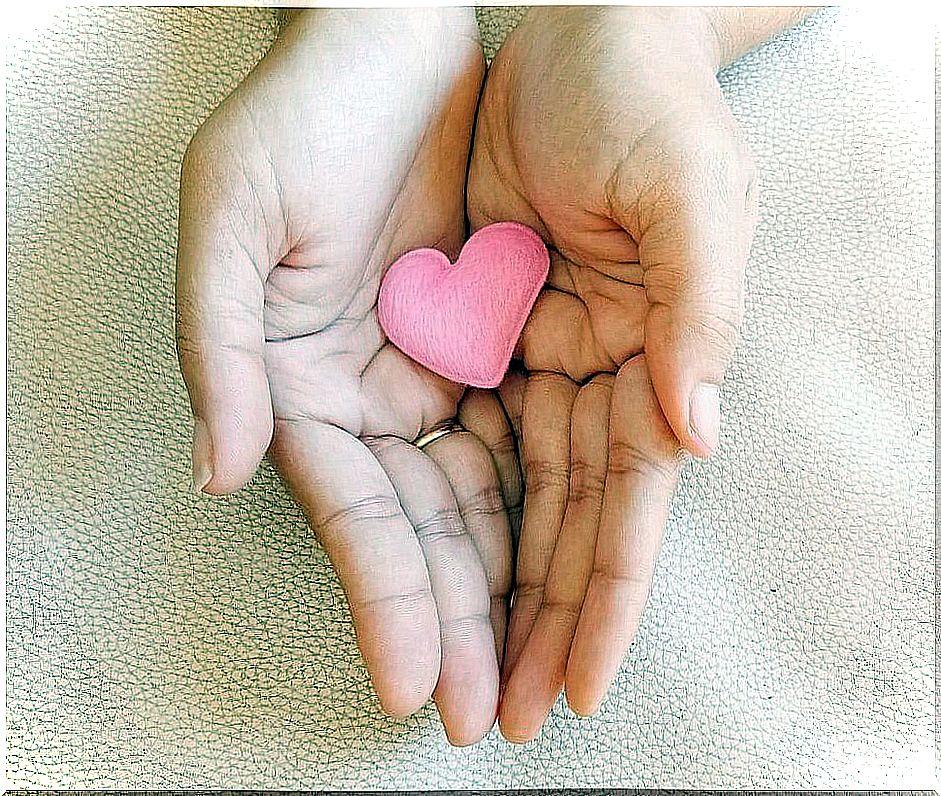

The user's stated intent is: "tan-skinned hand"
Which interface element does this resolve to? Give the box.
[468,6,809,742]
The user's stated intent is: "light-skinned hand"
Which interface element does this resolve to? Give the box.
[175,9,519,746]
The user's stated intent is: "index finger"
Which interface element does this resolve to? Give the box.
[564,355,682,715]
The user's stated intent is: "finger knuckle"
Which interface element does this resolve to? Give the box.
[523,459,569,493]
[439,612,492,644]
[692,309,742,361]
[668,126,755,200]
[592,564,654,602]
[460,484,506,519]
[541,597,582,623]
[356,585,434,613]
[507,503,523,536]
[488,431,518,458]
[490,566,513,598]
[513,580,546,603]
[607,440,675,482]
[318,495,403,541]
[412,508,466,544]
[568,460,606,504]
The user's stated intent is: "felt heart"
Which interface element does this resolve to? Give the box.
[378,222,549,388]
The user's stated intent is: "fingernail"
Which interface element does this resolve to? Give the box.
[571,699,601,718]
[192,416,213,493]
[689,382,720,456]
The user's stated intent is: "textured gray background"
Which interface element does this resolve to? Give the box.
[6,6,935,788]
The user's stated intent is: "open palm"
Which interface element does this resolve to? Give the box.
[175,10,517,745]
[467,6,760,741]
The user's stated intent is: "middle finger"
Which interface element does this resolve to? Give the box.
[370,436,498,746]
[500,375,613,741]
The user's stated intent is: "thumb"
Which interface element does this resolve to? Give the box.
[175,129,278,494]
[612,134,758,457]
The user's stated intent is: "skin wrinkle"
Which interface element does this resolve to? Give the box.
[411,510,468,542]
[643,267,745,351]
[526,271,648,386]
[504,83,553,240]
[185,160,292,346]
[605,127,676,240]
[352,584,437,614]
[535,598,582,623]
[228,132,281,275]
[572,285,628,376]
[606,438,677,483]
[185,120,280,288]
[315,492,406,547]
[521,457,570,497]
[232,91,291,260]
[478,428,517,458]
[511,580,547,603]
[212,336,267,366]
[585,565,654,600]
[567,462,607,505]
[471,97,531,232]
[546,253,578,293]
[439,612,495,644]
[456,484,506,519]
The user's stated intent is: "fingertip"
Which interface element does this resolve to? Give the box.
[681,427,716,460]
[196,406,274,496]
[563,656,589,716]
[435,682,498,747]
[376,676,437,719]
[564,656,607,719]
[378,698,421,721]
[433,633,500,747]
[688,381,720,457]
[567,702,599,719]
[641,359,715,460]
[441,708,497,747]
[643,304,731,459]
[495,662,561,745]
[497,713,540,745]
[367,627,442,720]
[564,684,603,718]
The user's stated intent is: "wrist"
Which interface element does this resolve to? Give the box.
[694,7,821,69]
[543,6,721,75]
[621,6,723,73]
[285,7,478,44]
[605,6,816,72]
[276,8,481,90]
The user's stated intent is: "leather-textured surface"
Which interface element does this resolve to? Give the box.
[6,6,934,788]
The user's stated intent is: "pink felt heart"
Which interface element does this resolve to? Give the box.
[377,222,549,388]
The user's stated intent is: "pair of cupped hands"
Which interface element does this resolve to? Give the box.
[176,7,804,745]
